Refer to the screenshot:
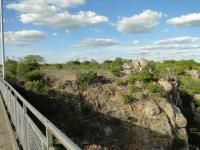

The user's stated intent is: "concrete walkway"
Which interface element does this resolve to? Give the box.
[0,96,18,150]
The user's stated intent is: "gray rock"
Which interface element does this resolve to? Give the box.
[158,100,176,128]
[143,101,161,116]
[175,113,187,128]
[104,126,113,137]
[158,79,173,92]
[186,69,200,80]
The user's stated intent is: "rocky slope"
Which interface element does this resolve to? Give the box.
[48,59,199,150]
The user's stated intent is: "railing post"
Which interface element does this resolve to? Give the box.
[23,104,28,150]
[14,93,17,127]
[46,128,54,150]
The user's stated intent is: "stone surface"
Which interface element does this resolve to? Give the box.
[158,100,176,128]
[104,126,113,137]
[175,113,187,128]
[143,101,160,116]
[186,69,200,80]
[158,79,173,92]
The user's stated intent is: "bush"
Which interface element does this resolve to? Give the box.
[129,70,155,84]
[5,59,18,84]
[108,57,124,77]
[146,83,164,96]
[129,83,139,93]
[76,71,98,88]
[179,76,200,95]
[17,55,43,79]
[193,98,200,107]
[25,80,47,95]
[117,80,128,86]
[25,70,43,81]
[55,64,63,69]
[111,67,122,77]
[122,94,136,104]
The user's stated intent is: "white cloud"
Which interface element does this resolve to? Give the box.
[116,10,163,34]
[153,36,200,45]
[74,38,120,47]
[7,0,109,29]
[141,36,200,50]
[141,44,200,50]
[93,28,102,33]
[132,40,140,45]
[167,12,200,27]
[2,30,46,46]
[52,32,58,36]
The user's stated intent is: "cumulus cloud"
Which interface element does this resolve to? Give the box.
[167,12,200,27]
[141,36,200,50]
[132,40,140,45]
[7,0,109,29]
[74,38,120,47]
[153,36,200,45]
[116,10,163,34]
[1,30,46,46]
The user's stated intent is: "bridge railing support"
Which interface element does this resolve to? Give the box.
[0,78,81,150]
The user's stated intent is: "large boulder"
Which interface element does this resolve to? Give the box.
[175,113,187,128]
[186,69,200,80]
[158,79,173,92]
[143,101,160,116]
[132,59,150,71]
[122,63,133,75]
[157,100,176,128]
[138,59,150,71]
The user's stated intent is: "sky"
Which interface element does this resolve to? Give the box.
[2,0,200,63]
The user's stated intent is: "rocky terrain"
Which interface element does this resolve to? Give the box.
[6,56,200,150]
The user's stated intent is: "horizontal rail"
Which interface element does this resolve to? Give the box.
[0,77,81,150]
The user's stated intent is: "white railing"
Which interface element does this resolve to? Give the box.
[0,77,81,150]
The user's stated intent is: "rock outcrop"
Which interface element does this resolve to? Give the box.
[186,69,200,80]
[159,78,173,92]
[122,59,150,75]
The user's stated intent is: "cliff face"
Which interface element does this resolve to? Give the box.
[78,82,189,150]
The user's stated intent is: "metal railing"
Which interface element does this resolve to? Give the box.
[0,77,81,150]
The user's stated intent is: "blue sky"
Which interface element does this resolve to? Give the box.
[2,0,200,63]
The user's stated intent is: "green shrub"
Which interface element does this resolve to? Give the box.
[179,76,200,95]
[108,57,124,77]
[25,80,47,95]
[152,60,200,77]
[101,60,113,69]
[193,98,200,107]
[17,55,43,79]
[129,70,155,84]
[122,94,136,104]
[5,59,18,84]
[25,70,43,81]
[111,67,122,76]
[129,83,139,93]
[117,80,128,86]
[76,71,98,88]
[145,83,164,96]
[55,64,63,69]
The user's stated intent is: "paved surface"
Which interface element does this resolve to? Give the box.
[0,97,15,150]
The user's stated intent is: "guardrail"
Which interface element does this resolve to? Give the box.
[0,77,81,150]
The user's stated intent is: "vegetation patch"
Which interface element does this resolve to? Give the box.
[122,94,136,104]
[145,82,164,96]
[76,71,98,89]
